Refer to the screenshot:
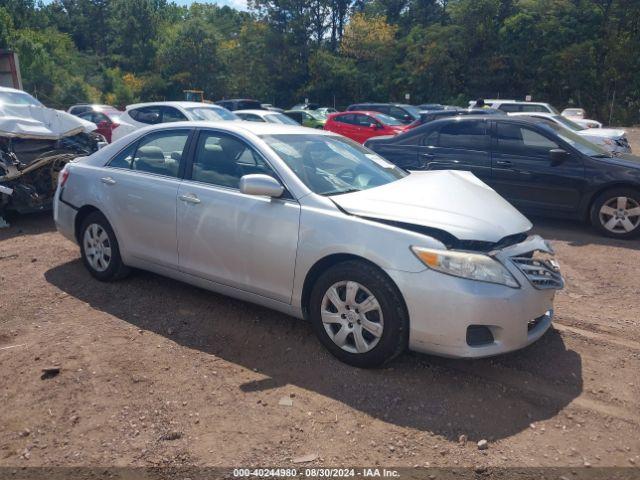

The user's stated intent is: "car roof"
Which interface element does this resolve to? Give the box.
[125,101,222,110]
[491,100,552,107]
[129,120,338,137]
[216,98,260,103]
[332,110,387,117]
[509,112,556,118]
[235,109,279,115]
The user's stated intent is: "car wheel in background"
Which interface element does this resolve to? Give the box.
[590,188,640,239]
[309,260,408,368]
[80,211,130,281]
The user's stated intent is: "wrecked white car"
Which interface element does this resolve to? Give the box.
[0,87,104,217]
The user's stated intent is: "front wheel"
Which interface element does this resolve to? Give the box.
[309,260,408,368]
[590,188,640,239]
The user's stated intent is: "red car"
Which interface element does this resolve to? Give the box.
[74,107,123,143]
[324,111,408,143]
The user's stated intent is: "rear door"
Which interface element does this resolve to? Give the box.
[99,128,193,268]
[416,119,492,182]
[490,121,586,214]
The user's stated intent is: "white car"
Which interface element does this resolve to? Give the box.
[489,101,603,128]
[234,109,300,125]
[53,121,563,366]
[509,112,630,155]
[561,108,602,129]
[112,101,239,142]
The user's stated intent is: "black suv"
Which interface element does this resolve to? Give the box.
[364,116,640,238]
[346,103,421,124]
[215,99,263,111]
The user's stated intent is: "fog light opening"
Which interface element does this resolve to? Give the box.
[466,325,495,347]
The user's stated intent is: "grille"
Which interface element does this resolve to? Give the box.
[511,254,563,290]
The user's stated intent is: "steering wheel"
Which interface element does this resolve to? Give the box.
[336,168,356,183]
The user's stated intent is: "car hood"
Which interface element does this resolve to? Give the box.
[597,153,640,168]
[0,104,96,139]
[331,170,532,242]
[580,128,625,139]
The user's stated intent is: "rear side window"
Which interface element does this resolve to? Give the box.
[521,104,549,113]
[437,121,489,149]
[497,104,521,113]
[161,107,187,122]
[496,123,559,156]
[107,130,190,177]
[238,113,264,122]
[129,106,162,124]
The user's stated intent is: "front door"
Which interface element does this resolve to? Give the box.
[177,130,301,303]
[490,121,586,214]
[98,128,192,268]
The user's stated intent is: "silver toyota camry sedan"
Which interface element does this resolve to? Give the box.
[54,121,563,367]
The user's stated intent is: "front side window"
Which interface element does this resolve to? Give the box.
[538,122,610,157]
[190,132,277,189]
[354,114,376,127]
[373,113,403,126]
[521,104,547,113]
[161,107,188,123]
[496,123,559,157]
[498,104,520,113]
[107,130,189,176]
[260,133,407,196]
[438,121,489,150]
[238,113,265,122]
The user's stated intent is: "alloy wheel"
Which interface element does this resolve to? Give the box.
[83,223,112,272]
[321,281,384,354]
[598,196,640,234]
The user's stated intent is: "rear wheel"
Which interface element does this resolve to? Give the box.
[309,260,408,368]
[80,211,130,281]
[590,188,640,239]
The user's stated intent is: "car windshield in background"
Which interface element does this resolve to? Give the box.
[539,123,611,157]
[260,133,407,196]
[373,113,403,126]
[187,107,238,121]
[0,91,44,107]
[265,113,299,125]
[402,105,421,118]
[551,115,586,131]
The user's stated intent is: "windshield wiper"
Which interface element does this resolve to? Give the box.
[324,188,362,196]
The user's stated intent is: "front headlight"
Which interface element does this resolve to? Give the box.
[411,246,520,288]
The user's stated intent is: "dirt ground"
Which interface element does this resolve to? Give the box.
[1,131,640,475]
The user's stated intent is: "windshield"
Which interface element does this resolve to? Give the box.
[373,113,403,126]
[187,107,239,121]
[401,105,421,118]
[260,134,407,196]
[265,113,299,125]
[539,123,611,157]
[0,91,44,107]
[551,115,585,131]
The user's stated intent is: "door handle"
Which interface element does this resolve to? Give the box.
[421,153,435,159]
[178,193,201,204]
[495,160,513,167]
[101,176,116,185]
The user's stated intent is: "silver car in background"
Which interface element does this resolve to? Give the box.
[53,122,563,367]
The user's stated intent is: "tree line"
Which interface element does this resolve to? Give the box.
[1,0,639,124]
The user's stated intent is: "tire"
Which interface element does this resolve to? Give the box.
[309,260,409,368]
[590,188,640,239]
[79,211,130,281]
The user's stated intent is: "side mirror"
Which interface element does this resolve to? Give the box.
[239,174,284,198]
[369,123,379,130]
[549,148,569,166]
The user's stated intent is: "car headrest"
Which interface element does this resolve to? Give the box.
[137,145,165,160]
